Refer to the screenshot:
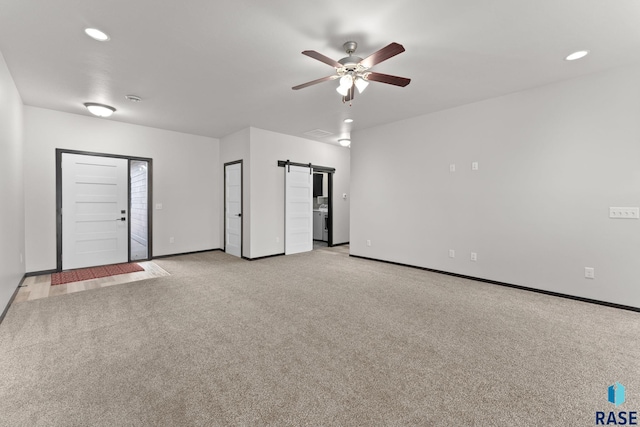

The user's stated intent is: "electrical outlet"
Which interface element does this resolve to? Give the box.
[366,240,372,247]
[449,249,455,258]
[609,207,639,219]
[449,164,456,172]
[470,252,477,261]
[472,162,479,171]
[169,237,175,244]
[585,267,595,279]
[155,203,163,210]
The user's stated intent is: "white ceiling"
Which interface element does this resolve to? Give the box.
[1,0,640,145]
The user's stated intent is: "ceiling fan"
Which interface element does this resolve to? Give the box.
[292,41,411,103]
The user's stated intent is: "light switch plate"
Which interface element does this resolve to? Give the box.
[585,267,595,279]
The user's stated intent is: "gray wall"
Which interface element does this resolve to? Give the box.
[24,106,220,272]
[351,64,640,308]
[0,52,25,312]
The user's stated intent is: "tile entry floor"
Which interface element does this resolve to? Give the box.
[14,261,170,303]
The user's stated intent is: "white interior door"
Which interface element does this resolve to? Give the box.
[285,165,313,255]
[225,162,242,257]
[62,153,128,270]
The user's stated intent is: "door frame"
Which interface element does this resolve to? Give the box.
[55,149,153,272]
[278,160,335,247]
[223,160,243,257]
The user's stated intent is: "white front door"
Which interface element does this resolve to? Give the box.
[62,153,129,270]
[285,165,313,255]
[225,162,242,257]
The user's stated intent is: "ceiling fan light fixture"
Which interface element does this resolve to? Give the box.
[354,77,369,93]
[336,83,351,96]
[338,139,351,147]
[339,75,353,87]
[293,41,410,103]
[336,74,354,96]
[84,102,116,117]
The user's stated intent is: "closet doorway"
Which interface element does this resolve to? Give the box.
[224,160,243,258]
[280,160,335,255]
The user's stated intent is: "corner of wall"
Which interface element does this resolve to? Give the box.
[0,50,26,314]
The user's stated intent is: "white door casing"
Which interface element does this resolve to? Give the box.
[225,162,242,257]
[62,153,128,270]
[285,165,313,255]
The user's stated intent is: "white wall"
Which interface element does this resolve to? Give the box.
[351,64,640,308]
[24,106,220,272]
[0,52,25,312]
[249,127,350,258]
[220,128,250,254]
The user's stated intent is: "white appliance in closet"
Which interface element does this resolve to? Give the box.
[313,205,328,241]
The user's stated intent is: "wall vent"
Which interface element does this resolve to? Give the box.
[304,129,333,138]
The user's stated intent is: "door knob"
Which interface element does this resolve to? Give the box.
[236,213,242,217]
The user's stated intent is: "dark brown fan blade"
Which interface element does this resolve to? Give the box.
[292,75,338,90]
[302,50,343,68]
[359,43,405,68]
[365,72,411,87]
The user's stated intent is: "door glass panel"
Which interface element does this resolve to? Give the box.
[130,160,149,260]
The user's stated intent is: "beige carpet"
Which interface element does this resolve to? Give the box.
[1,246,638,426]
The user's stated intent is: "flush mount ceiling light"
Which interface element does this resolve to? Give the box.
[84,102,116,117]
[343,118,354,123]
[565,50,589,61]
[338,139,351,147]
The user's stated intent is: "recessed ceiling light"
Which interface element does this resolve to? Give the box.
[84,28,110,42]
[338,139,351,147]
[125,95,142,102]
[565,50,589,61]
[343,118,354,123]
[84,102,116,117]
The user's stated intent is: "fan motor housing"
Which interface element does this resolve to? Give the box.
[338,56,363,70]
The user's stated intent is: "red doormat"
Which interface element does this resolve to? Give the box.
[51,263,145,285]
